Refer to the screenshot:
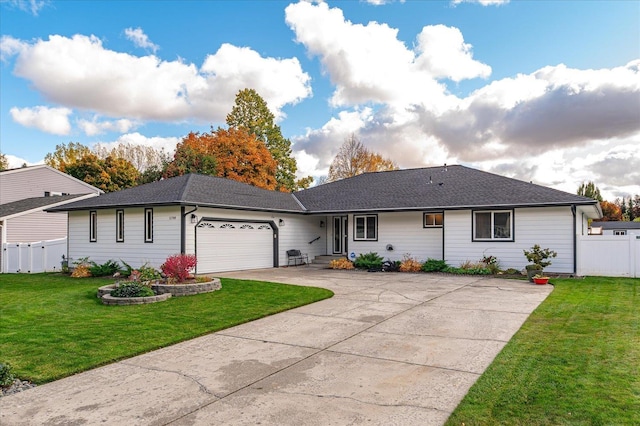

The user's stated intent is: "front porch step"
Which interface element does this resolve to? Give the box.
[312,255,345,264]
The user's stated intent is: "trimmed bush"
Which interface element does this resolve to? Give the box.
[422,258,448,272]
[329,258,355,270]
[353,252,383,270]
[110,282,155,298]
[161,254,197,283]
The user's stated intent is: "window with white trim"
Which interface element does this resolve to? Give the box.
[89,211,97,242]
[116,209,124,242]
[424,212,443,228]
[144,208,153,243]
[354,215,377,241]
[473,210,513,241]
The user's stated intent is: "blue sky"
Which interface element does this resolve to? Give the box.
[1,0,638,199]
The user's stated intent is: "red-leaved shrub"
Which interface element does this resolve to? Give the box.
[161,254,197,283]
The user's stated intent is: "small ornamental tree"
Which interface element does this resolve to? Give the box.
[161,254,197,283]
[523,244,557,269]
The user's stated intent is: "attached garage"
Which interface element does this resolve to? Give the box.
[195,218,277,273]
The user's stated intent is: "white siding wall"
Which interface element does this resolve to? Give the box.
[445,207,575,273]
[183,207,328,266]
[331,212,443,262]
[0,166,99,204]
[6,211,68,242]
[68,207,181,269]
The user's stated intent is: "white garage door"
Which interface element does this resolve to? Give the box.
[196,220,275,273]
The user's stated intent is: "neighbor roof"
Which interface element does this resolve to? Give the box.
[48,165,598,214]
[0,194,91,220]
[48,174,305,213]
[591,221,640,230]
[293,165,597,212]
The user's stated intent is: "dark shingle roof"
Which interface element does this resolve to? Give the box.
[591,221,640,230]
[48,174,305,213]
[47,166,597,214]
[293,165,597,212]
[0,194,90,218]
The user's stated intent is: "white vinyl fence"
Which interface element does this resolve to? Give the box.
[577,235,640,278]
[1,238,67,273]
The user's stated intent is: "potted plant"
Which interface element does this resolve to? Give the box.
[532,274,550,285]
[523,244,557,283]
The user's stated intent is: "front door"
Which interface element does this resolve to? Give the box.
[333,216,348,255]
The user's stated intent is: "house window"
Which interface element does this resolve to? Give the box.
[473,210,513,241]
[354,215,377,241]
[424,212,444,228]
[116,210,124,242]
[613,230,627,236]
[144,208,153,243]
[89,211,97,242]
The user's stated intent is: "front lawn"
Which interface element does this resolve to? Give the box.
[446,276,640,425]
[0,273,333,384]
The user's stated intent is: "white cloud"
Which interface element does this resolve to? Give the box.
[1,0,49,15]
[93,132,182,155]
[8,34,311,125]
[77,117,139,136]
[0,35,27,62]
[286,1,486,110]
[451,0,509,6]
[10,106,72,135]
[5,154,40,169]
[414,25,491,82]
[124,27,159,53]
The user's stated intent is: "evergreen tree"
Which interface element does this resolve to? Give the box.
[577,181,603,202]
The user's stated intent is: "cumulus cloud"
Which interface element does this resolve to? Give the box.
[1,0,49,15]
[93,132,182,155]
[414,25,491,82]
[285,1,486,109]
[5,153,40,168]
[10,106,72,135]
[124,27,159,53]
[0,35,27,61]
[7,34,311,126]
[77,117,139,136]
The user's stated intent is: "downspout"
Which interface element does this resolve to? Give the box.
[571,204,577,275]
[181,206,199,254]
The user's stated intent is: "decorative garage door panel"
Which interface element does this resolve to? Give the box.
[196,220,274,273]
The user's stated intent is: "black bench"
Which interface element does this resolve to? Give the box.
[286,249,309,267]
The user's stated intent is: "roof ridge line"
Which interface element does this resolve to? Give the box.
[179,174,197,202]
[290,193,307,211]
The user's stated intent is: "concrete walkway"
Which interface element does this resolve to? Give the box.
[0,267,552,425]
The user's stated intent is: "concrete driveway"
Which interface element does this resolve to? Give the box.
[0,266,552,425]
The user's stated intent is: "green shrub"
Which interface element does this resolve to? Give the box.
[481,255,501,274]
[353,252,384,270]
[138,264,162,281]
[110,282,155,298]
[422,258,448,272]
[0,362,15,387]
[89,260,121,277]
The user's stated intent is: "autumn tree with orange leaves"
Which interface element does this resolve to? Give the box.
[165,128,277,190]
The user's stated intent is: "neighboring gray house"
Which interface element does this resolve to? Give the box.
[589,221,640,236]
[0,165,101,272]
[49,165,602,274]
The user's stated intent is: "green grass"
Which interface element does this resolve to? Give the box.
[446,276,640,426]
[0,273,333,384]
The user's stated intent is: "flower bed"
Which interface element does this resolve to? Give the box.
[97,278,221,305]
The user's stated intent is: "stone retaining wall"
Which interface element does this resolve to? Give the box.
[101,293,171,306]
[152,278,221,296]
